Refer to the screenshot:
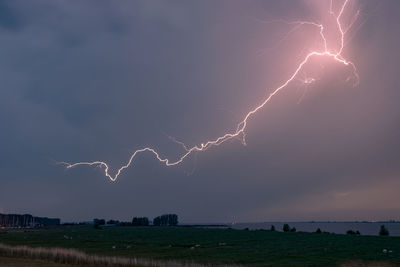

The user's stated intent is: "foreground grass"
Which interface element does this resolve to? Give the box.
[0,256,76,267]
[0,226,399,266]
[0,243,212,267]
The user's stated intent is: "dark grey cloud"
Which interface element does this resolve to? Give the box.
[0,0,399,223]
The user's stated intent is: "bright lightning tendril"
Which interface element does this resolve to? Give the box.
[61,0,359,182]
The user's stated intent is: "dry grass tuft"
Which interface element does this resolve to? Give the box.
[0,243,235,267]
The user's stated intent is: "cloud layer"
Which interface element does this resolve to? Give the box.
[0,0,399,223]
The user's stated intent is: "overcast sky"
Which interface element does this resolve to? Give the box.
[0,0,399,223]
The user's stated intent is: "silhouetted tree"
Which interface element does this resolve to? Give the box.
[168,214,178,226]
[270,225,275,232]
[290,227,296,232]
[107,220,119,225]
[153,214,178,226]
[142,217,149,226]
[118,221,132,226]
[315,228,322,234]
[379,225,389,236]
[93,219,105,225]
[153,216,161,226]
[283,224,290,232]
[347,230,357,235]
[132,217,149,226]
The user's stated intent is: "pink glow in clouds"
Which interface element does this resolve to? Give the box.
[61,0,360,182]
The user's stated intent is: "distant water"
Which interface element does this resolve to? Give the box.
[232,222,400,236]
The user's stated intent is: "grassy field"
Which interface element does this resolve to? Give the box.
[0,256,75,267]
[0,225,399,266]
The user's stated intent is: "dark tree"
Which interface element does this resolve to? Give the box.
[153,216,161,226]
[132,217,149,226]
[153,214,178,226]
[346,230,356,235]
[118,221,132,226]
[107,220,119,225]
[290,227,296,232]
[315,228,322,234]
[161,215,168,226]
[283,224,290,232]
[93,218,105,225]
[379,225,389,236]
[168,214,178,226]
[270,225,275,232]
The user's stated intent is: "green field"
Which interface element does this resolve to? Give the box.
[0,225,399,266]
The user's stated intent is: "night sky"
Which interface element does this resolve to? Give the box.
[1,0,399,223]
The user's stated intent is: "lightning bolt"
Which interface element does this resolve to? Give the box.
[61,0,359,182]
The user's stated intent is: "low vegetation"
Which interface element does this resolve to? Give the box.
[0,243,213,267]
[380,225,390,236]
[0,225,399,266]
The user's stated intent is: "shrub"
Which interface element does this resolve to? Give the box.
[93,219,105,225]
[346,230,361,235]
[283,224,290,232]
[290,227,296,232]
[106,220,119,225]
[315,228,322,234]
[379,225,389,236]
[346,230,356,235]
[270,225,275,232]
[117,222,132,226]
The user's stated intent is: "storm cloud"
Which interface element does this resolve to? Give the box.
[0,0,399,223]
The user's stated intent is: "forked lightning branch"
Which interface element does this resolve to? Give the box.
[61,0,359,182]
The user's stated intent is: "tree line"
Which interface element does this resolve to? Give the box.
[153,214,178,226]
[268,224,390,236]
[93,214,178,228]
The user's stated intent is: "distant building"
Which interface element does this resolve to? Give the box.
[0,213,60,228]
